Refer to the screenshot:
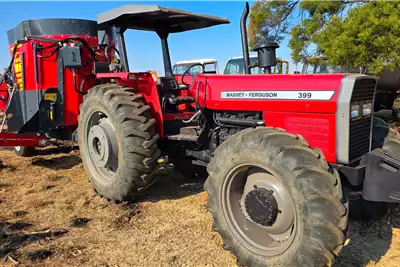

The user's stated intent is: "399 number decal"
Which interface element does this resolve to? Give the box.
[298,92,312,99]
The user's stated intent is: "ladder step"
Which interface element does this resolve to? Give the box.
[165,133,198,142]
[180,126,201,135]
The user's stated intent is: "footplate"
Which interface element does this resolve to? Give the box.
[362,148,400,202]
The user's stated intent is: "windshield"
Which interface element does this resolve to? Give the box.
[223,57,261,74]
[172,62,217,75]
[173,63,199,75]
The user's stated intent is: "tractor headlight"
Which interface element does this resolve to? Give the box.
[362,102,372,117]
[351,104,360,119]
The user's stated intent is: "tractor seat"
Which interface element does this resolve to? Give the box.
[148,71,194,105]
[156,76,190,91]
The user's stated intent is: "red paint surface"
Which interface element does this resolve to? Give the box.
[0,33,346,164]
[3,34,100,126]
[187,74,344,163]
[0,132,48,147]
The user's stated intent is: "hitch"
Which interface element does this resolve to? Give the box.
[0,132,48,147]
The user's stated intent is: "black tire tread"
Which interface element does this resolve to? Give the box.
[205,127,348,267]
[78,83,160,201]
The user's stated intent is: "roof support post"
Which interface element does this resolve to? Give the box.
[157,31,173,78]
[115,26,129,72]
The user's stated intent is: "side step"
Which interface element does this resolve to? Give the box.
[167,96,195,105]
[165,126,201,142]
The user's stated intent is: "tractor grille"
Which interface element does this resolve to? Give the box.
[348,78,376,162]
[350,78,376,102]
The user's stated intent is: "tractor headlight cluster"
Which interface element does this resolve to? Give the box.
[351,104,360,119]
[362,102,372,117]
[350,102,373,120]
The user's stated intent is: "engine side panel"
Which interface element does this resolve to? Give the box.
[200,74,343,113]
[264,111,336,162]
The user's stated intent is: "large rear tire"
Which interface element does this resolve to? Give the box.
[205,127,348,267]
[78,84,161,202]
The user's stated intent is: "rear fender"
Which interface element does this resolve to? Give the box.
[96,72,163,138]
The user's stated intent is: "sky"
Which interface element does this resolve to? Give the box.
[0,1,298,75]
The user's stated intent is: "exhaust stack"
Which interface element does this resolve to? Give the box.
[240,2,280,74]
[240,2,251,75]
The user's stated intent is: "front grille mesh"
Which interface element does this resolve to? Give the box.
[348,78,376,161]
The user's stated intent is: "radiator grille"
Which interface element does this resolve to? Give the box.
[350,78,376,102]
[348,78,376,161]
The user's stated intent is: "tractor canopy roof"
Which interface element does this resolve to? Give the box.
[97,4,230,33]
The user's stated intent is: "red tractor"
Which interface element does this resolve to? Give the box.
[0,3,399,267]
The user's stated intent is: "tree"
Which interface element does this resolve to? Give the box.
[248,0,400,75]
[318,1,400,74]
[248,0,298,48]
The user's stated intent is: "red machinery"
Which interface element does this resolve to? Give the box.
[0,18,108,154]
[0,3,399,267]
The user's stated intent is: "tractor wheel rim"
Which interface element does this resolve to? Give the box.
[15,146,21,152]
[86,111,119,180]
[221,164,296,256]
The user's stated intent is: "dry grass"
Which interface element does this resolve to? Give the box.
[0,124,400,266]
[0,148,235,267]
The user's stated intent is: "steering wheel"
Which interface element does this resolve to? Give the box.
[181,63,205,86]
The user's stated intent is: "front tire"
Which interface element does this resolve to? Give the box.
[205,127,348,267]
[78,84,161,202]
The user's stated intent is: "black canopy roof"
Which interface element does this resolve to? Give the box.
[97,4,230,33]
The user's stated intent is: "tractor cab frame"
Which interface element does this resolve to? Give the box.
[96,5,230,77]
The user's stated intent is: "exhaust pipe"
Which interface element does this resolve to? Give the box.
[240,2,251,75]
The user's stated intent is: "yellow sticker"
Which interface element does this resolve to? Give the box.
[44,93,57,101]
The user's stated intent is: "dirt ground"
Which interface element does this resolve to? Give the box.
[0,125,400,267]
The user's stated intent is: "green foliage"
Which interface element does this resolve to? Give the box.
[248,0,400,75]
[318,1,400,74]
[248,0,296,49]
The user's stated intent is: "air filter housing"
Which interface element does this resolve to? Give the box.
[254,42,280,73]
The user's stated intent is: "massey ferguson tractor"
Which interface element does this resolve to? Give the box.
[0,2,400,267]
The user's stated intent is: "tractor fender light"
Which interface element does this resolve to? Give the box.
[128,73,136,80]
